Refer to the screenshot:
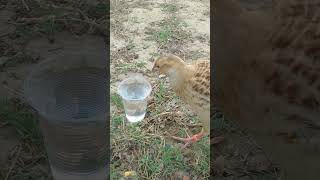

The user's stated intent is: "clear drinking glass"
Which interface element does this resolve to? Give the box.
[117,74,152,123]
[24,52,109,180]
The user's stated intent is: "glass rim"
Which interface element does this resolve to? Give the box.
[23,52,107,119]
[117,75,152,101]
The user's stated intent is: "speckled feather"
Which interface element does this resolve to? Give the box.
[214,0,320,179]
[153,55,210,133]
[182,60,210,109]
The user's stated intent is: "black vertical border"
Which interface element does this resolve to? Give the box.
[210,1,215,179]
[105,0,111,179]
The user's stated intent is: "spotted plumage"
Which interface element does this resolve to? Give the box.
[214,0,320,179]
[153,54,210,147]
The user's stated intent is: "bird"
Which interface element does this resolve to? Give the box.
[214,0,320,179]
[152,54,210,148]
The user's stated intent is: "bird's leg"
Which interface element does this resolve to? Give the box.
[171,128,205,148]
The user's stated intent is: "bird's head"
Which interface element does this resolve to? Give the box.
[152,54,186,76]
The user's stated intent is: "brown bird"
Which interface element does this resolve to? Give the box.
[214,0,320,179]
[152,55,210,147]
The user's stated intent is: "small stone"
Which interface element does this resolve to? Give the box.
[124,171,136,177]
[159,74,166,78]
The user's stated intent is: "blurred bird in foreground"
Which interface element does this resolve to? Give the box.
[152,55,210,148]
[214,0,320,179]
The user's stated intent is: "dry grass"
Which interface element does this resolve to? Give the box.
[0,0,108,179]
[0,0,284,179]
[212,109,282,179]
[111,78,210,179]
[0,98,49,179]
[110,0,210,179]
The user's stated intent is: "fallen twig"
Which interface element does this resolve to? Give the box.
[4,144,22,180]
[21,0,30,11]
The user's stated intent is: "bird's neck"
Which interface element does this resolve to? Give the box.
[167,69,181,88]
[167,65,190,93]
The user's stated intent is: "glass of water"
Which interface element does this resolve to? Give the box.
[24,52,109,180]
[117,74,152,123]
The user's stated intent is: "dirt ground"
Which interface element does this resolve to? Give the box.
[0,0,107,179]
[0,0,282,179]
[110,0,282,179]
[110,0,210,179]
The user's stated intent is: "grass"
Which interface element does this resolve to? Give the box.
[160,4,178,13]
[112,115,124,128]
[145,13,191,54]
[0,0,108,179]
[0,0,284,179]
[126,39,135,50]
[0,98,48,180]
[110,164,123,179]
[154,26,171,43]
[0,98,41,143]
[138,144,186,178]
[154,80,167,103]
[146,16,191,46]
[212,109,282,179]
[11,0,107,41]
[0,52,39,71]
[192,137,210,175]
[110,1,210,179]
[110,76,210,179]
[111,127,193,179]
[0,0,108,71]
[129,16,139,23]
[111,93,123,109]
[115,60,147,73]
